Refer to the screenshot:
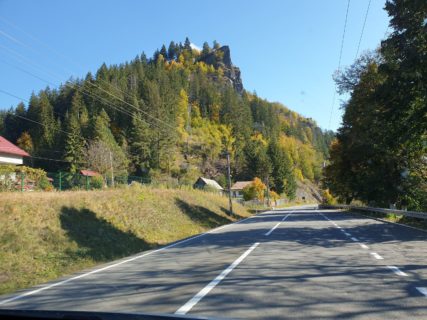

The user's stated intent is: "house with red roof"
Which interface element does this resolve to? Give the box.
[0,136,29,165]
[80,170,100,177]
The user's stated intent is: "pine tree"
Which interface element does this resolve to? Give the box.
[268,139,295,197]
[202,42,210,56]
[64,113,85,173]
[129,113,151,174]
[184,37,192,51]
[160,44,168,60]
[167,41,177,60]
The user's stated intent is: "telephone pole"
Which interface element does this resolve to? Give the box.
[266,176,271,208]
[226,151,233,215]
[109,151,114,187]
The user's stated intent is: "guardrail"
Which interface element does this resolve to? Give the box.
[319,204,427,220]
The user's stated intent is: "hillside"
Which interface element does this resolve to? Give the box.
[0,184,250,295]
[0,39,334,198]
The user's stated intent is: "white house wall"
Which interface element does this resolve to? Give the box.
[0,153,23,165]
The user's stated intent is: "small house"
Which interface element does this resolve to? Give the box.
[230,181,252,198]
[193,177,223,192]
[80,170,101,177]
[0,136,29,165]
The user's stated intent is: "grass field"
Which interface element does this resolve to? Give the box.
[0,184,251,295]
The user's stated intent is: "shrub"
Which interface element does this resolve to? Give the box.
[242,177,266,201]
[91,175,104,189]
[38,176,53,191]
[322,189,336,205]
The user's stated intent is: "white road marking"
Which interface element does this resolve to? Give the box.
[350,237,359,242]
[359,243,369,249]
[344,232,351,236]
[175,242,260,315]
[370,252,384,260]
[265,222,281,236]
[416,287,427,297]
[0,213,261,306]
[282,213,292,221]
[265,212,293,236]
[387,266,408,277]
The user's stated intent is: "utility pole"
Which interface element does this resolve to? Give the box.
[109,151,114,187]
[266,176,271,208]
[226,151,233,216]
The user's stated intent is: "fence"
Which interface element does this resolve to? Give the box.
[319,204,427,220]
[0,171,150,192]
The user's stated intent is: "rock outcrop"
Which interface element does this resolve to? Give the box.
[199,46,243,94]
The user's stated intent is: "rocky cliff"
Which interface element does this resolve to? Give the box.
[199,46,243,94]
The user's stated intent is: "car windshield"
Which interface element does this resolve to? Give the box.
[0,1,426,319]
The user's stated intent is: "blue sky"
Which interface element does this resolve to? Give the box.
[0,0,390,131]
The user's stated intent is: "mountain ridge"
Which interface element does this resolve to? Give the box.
[0,39,334,198]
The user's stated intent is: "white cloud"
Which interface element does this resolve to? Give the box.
[190,43,201,51]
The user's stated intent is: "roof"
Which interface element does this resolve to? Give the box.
[231,181,252,190]
[196,177,223,190]
[80,170,100,177]
[0,136,30,157]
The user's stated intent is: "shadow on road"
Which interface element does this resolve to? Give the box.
[60,206,152,262]
[175,198,232,228]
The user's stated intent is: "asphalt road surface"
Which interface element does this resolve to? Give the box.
[1,206,427,319]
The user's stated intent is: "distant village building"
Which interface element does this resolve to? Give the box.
[230,181,252,198]
[193,177,223,192]
[0,136,29,165]
[80,170,101,177]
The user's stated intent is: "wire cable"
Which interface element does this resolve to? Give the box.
[355,0,372,60]
[327,0,351,130]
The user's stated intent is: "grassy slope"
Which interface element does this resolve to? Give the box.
[0,184,250,295]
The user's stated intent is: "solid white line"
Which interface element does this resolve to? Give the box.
[387,265,408,277]
[0,214,257,306]
[350,237,359,242]
[416,287,427,297]
[370,252,384,260]
[359,243,369,249]
[175,242,260,315]
[356,213,427,234]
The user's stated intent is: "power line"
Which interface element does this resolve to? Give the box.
[327,0,351,130]
[0,89,71,135]
[355,0,372,60]
[0,26,177,131]
[0,47,145,125]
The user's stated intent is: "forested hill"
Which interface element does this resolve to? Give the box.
[0,38,333,197]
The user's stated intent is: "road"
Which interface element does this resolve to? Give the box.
[1,206,427,319]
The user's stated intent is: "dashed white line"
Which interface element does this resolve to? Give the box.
[387,266,408,277]
[350,237,359,242]
[359,243,369,249]
[344,232,351,236]
[265,212,293,236]
[0,213,259,306]
[370,252,384,260]
[282,213,292,221]
[265,222,281,236]
[416,287,427,297]
[175,242,260,315]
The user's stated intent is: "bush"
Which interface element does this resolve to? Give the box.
[242,177,266,201]
[38,176,53,191]
[91,175,104,189]
[322,189,336,205]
